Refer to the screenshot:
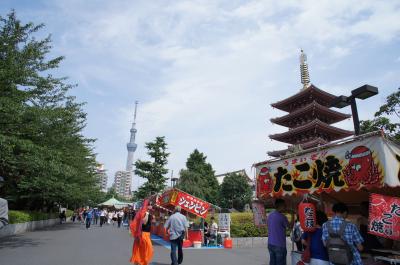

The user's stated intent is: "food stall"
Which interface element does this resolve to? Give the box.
[254,132,400,264]
[150,188,221,248]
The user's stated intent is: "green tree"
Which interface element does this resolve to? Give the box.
[102,187,126,202]
[134,137,169,199]
[177,149,219,204]
[220,173,252,211]
[360,88,400,143]
[0,11,100,210]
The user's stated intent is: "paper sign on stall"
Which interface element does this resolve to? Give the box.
[252,201,267,227]
[218,213,230,231]
[368,193,400,241]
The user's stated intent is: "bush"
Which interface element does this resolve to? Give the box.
[205,211,293,238]
[66,209,73,217]
[205,212,268,237]
[8,210,59,224]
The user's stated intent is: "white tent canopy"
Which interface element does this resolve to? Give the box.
[98,197,131,209]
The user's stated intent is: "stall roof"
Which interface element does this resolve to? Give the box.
[154,188,221,218]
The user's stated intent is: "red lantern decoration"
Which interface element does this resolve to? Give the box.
[298,202,316,232]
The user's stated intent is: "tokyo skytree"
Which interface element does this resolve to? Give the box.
[126,101,138,172]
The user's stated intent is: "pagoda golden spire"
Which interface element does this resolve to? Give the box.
[300,49,311,89]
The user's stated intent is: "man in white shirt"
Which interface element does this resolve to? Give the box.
[209,217,218,242]
[100,209,107,227]
[165,206,189,265]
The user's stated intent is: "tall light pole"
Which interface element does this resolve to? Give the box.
[331,85,379,135]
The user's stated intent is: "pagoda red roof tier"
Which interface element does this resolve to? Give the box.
[271,84,337,112]
[267,137,329,157]
[270,101,351,128]
[269,119,353,145]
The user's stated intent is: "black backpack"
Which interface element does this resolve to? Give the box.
[326,221,353,265]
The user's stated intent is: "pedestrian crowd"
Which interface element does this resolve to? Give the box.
[267,198,400,265]
[70,206,135,229]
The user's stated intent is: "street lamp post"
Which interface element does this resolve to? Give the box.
[331,85,379,135]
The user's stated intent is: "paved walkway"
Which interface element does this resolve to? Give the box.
[0,222,286,265]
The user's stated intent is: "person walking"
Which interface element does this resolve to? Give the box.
[0,197,9,229]
[164,206,189,265]
[59,210,66,224]
[107,210,113,225]
[100,209,107,227]
[267,199,290,265]
[117,210,123,228]
[130,201,153,265]
[322,202,364,265]
[86,207,93,229]
[72,210,77,222]
[301,210,329,265]
[93,208,99,225]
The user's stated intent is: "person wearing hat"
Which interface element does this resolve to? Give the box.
[165,206,189,265]
[0,176,8,229]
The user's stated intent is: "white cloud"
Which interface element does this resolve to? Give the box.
[6,0,399,185]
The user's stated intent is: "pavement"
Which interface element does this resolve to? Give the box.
[0,222,290,265]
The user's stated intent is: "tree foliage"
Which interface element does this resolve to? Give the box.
[220,173,252,211]
[177,149,219,204]
[134,136,169,199]
[360,88,400,143]
[0,11,101,210]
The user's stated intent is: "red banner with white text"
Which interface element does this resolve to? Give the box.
[159,189,210,218]
[368,193,400,240]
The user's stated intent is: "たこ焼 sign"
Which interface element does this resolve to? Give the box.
[255,134,400,198]
[369,193,400,240]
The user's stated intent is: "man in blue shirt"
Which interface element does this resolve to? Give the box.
[165,206,189,265]
[85,207,93,229]
[267,199,290,265]
[322,202,364,265]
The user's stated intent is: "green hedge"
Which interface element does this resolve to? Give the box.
[66,209,73,217]
[230,212,268,237]
[207,212,292,238]
[8,210,59,224]
[204,212,268,238]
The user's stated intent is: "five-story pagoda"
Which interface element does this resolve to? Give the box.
[268,51,353,157]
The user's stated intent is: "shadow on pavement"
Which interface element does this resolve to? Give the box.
[0,235,41,249]
[40,222,79,231]
[151,263,170,265]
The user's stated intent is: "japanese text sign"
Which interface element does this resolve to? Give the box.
[218,213,231,231]
[252,201,267,227]
[368,193,400,240]
[159,190,210,218]
[255,135,400,198]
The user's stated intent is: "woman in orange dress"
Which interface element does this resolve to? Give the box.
[130,201,153,265]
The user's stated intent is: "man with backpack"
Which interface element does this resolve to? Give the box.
[322,202,364,265]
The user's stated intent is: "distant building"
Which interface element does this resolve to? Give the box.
[96,164,108,192]
[113,171,132,199]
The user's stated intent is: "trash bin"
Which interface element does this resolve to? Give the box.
[223,238,232,249]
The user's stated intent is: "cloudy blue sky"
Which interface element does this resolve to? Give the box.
[2,1,399,190]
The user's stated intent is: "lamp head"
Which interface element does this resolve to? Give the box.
[331,95,350,108]
[351,85,378,100]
